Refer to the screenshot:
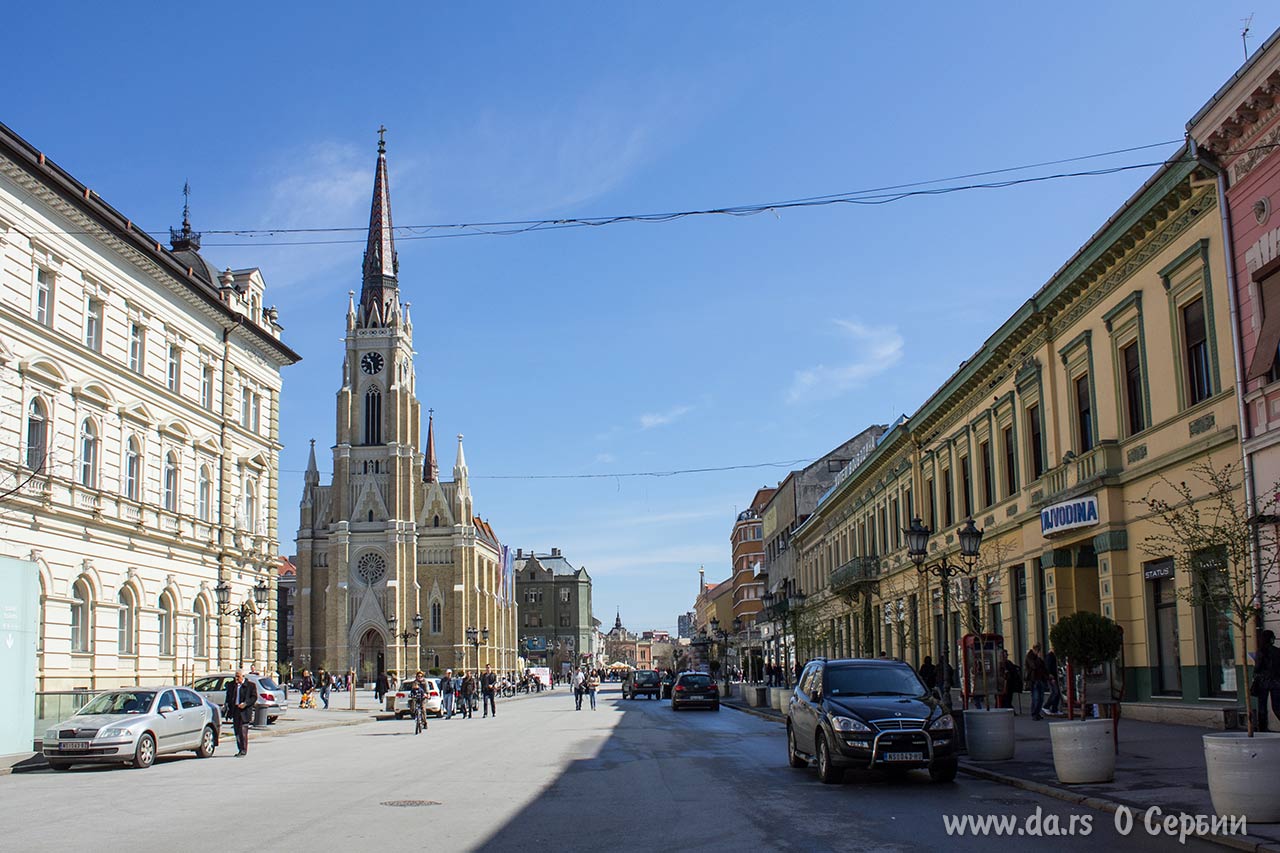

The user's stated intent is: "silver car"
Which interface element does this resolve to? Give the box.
[191,673,288,723]
[42,686,219,770]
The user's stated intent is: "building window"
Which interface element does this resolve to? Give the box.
[960,456,973,518]
[559,615,570,627]
[193,599,208,659]
[201,365,214,409]
[1027,404,1045,479]
[1183,297,1211,405]
[70,579,91,653]
[124,437,142,501]
[25,398,48,472]
[525,613,543,628]
[85,298,103,351]
[430,600,442,634]
[364,386,382,445]
[158,594,175,657]
[1075,374,1094,452]
[129,323,145,373]
[1002,426,1017,498]
[1121,342,1145,435]
[167,345,181,392]
[35,268,53,326]
[926,478,936,528]
[980,441,994,508]
[79,419,99,488]
[197,465,212,521]
[117,587,136,655]
[560,588,571,603]
[163,452,179,512]
[942,468,954,527]
[242,477,259,530]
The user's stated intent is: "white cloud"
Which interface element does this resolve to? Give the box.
[787,320,904,404]
[595,452,616,464]
[639,405,693,430]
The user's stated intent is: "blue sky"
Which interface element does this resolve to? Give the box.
[6,3,1274,633]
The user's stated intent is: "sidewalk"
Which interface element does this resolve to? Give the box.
[722,695,1280,852]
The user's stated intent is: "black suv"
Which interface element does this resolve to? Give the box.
[622,669,662,699]
[785,658,957,784]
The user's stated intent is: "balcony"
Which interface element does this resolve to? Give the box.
[1035,441,1123,507]
[830,556,880,595]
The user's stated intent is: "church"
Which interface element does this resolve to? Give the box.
[294,132,518,681]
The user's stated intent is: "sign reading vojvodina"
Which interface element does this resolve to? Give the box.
[1040,495,1100,536]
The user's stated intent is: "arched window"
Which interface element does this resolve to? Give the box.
[163,452,178,512]
[26,398,48,472]
[430,600,442,634]
[364,386,382,445]
[193,598,208,659]
[158,593,175,657]
[79,419,99,488]
[124,437,141,501]
[242,477,258,530]
[197,465,212,521]
[433,515,440,528]
[240,615,254,664]
[70,578,91,653]
[117,586,136,655]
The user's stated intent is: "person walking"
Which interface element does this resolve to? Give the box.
[1044,646,1063,716]
[375,670,389,704]
[919,656,937,691]
[225,669,258,757]
[999,649,1022,713]
[572,667,585,711]
[318,669,332,709]
[1256,629,1280,732]
[1025,645,1049,721]
[481,664,498,718]
[459,671,475,719]
[440,668,455,719]
[585,669,599,710]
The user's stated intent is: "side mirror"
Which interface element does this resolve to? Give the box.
[159,704,176,715]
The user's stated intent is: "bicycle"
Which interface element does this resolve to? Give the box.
[412,697,428,734]
[499,684,516,699]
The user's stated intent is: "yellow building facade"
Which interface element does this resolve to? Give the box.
[793,151,1248,720]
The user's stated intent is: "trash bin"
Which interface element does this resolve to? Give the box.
[253,705,269,727]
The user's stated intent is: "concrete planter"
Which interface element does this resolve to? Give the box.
[1049,719,1115,784]
[1203,732,1280,823]
[964,708,1015,761]
[770,688,790,712]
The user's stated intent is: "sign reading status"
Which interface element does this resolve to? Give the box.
[1040,495,1100,536]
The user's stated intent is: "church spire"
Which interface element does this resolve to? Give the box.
[359,125,398,327]
[423,409,438,482]
[305,438,319,487]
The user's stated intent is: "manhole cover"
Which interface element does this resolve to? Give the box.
[380,800,440,807]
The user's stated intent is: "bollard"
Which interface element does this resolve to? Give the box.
[349,669,357,711]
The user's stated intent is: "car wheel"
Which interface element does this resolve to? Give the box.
[132,733,156,769]
[672,702,681,711]
[816,734,844,784]
[48,760,72,772]
[711,703,720,711]
[787,726,807,768]
[195,726,216,758]
[929,759,958,783]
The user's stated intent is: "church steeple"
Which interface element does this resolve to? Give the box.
[359,125,399,328]
[305,438,319,487]
[423,410,438,483]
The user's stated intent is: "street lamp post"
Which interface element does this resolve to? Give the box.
[709,617,740,694]
[787,589,807,686]
[906,516,984,705]
[389,612,423,672]
[215,578,269,668]
[466,626,489,671]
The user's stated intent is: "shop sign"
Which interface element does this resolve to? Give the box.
[1143,562,1175,581]
[1040,495,1099,536]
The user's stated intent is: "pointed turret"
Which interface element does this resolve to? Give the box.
[454,433,468,480]
[614,609,623,631]
[423,411,438,482]
[454,433,472,523]
[358,126,399,328]
[305,438,319,487]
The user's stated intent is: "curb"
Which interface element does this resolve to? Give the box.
[959,762,1280,853]
[723,702,785,724]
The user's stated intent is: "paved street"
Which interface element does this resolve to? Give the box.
[0,684,1229,852]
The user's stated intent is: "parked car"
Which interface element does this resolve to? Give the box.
[622,669,662,699]
[42,686,219,770]
[391,678,443,718]
[671,671,719,711]
[785,658,957,784]
[191,673,288,723]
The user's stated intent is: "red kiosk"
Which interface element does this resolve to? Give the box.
[960,633,1005,709]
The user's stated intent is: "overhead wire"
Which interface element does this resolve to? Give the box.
[280,457,815,480]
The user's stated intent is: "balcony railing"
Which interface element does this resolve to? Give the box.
[1036,441,1123,506]
[830,555,881,594]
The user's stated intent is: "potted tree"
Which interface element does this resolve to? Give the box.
[1048,610,1123,783]
[1142,461,1280,821]
[952,544,1016,761]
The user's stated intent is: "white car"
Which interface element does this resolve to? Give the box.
[391,678,443,718]
[42,686,219,770]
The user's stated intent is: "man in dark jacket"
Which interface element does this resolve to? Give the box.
[481,664,498,718]
[1257,630,1280,732]
[225,670,258,757]
[440,668,456,719]
[375,670,389,703]
[459,671,475,719]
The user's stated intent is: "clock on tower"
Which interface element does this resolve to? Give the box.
[360,352,384,375]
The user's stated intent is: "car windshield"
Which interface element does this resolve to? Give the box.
[78,691,156,716]
[824,666,926,698]
[636,672,658,683]
[192,676,225,691]
[679,675,712,688]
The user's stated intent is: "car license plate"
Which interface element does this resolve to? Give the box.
[59,741,90,751]
[883,751,923,762]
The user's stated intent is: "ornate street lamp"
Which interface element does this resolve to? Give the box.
[390,612,422,670]
[466,626,490,670]
[906,516,983,703]
[215,578,269,666]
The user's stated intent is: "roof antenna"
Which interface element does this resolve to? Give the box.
[1243,13,1254,62]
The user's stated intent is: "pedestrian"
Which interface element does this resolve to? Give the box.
[300,669,316,709]
[919,656,937,691]
[319,669,332,709]
[481,664,498,718]
[1256,629,1280,732]
[585,669,599,710]
[572,668,585,710]
[1044,646,1063,716]
[999,649,1021,713]
[375,670,389,704]
[440,668,455,719]
[459,671,475,718]
[224,669,258,757]
[1025,645,1049,721]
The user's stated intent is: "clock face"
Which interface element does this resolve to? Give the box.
[360,352,384,375]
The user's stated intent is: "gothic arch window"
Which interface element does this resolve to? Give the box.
[124,437,142,501]
[117,586,136,655]
[430,599,442,634]
[79,419,99,488]
[364,385,382,445]
[433,515,440,528]
[70,578,91,653]
[193,597,209,659]
[163,452,179,512]
[26,397,48,472]
[356,553,387,585]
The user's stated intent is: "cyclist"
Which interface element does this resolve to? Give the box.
[409,672,429,734]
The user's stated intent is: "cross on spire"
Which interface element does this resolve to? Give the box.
[377,124,387,152]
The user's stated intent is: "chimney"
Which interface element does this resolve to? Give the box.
[551,547,561,557]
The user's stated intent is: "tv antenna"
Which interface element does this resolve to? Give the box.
[1242,13,1254,62]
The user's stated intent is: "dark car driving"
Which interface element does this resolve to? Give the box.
[670,671,719,711]
[622,668,662,700]
[785,658,957,784]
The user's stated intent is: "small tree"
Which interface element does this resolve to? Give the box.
[1140,460,1280,735]
[1049,610,1124,711]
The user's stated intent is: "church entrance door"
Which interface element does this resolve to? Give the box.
[358,629,385,684]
